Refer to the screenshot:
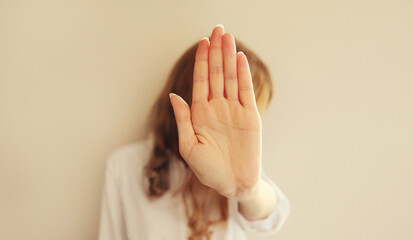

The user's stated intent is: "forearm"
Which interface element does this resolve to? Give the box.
[237,177,278,221]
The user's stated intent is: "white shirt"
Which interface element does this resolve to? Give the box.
[98,138,290,240]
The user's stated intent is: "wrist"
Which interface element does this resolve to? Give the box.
[237,178,265,203]
[237,177,278,220]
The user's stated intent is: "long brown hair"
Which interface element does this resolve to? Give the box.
[143,38,273,240]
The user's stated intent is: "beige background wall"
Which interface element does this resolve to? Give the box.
[1,0,412,239]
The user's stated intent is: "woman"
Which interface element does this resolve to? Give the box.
[99,25,290,240]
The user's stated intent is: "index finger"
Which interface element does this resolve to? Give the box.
[192,37,210,105]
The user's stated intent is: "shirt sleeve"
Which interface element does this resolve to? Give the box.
[228,172,291,236]
[98,153,127,240]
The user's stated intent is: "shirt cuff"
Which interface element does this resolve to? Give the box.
[228,173,290,236]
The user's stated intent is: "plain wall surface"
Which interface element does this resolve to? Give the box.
[1,0,412,239]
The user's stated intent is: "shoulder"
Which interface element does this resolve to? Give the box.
[105,138,154,179]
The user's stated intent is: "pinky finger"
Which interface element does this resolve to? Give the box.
[237,52,257,109]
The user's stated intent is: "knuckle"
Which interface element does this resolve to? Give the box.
[239,85,252,91]
[225,72,237,80]
[194,75,208,82]
[210,66,223,74]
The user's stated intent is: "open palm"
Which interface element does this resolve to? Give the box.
[170,25,262,200]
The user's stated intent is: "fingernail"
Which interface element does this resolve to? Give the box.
[215,24,224,30]
[201,37,209,41]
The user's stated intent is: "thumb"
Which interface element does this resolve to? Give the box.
[169,93,197,156]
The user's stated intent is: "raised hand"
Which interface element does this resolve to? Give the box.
[169,25,262,200]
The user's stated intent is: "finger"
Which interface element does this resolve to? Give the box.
[237,52,257,109]
[169,93,198,156]
[223,33,238,101]
[209,24,225,99]
[192,38,210,105]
